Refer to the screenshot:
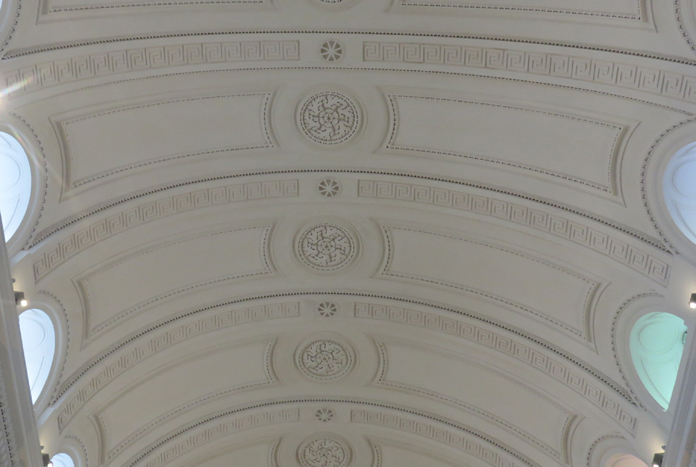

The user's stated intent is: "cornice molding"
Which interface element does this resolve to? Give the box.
[32,179,299,282]
[5,41,299,97]
[360,180,670,285]
[355,302,637,434]
[4,31,695,65]
[365,42,696,106]
[55,302,300,430]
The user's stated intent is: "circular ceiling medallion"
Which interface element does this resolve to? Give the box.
[317,301,338,317]
[317,178,341,198]
[320,40,344,62]
[298,436,351,467]
[315,408,335,422]
[296,339,353,381]
[297,223,356,271]
[298,91,360,146]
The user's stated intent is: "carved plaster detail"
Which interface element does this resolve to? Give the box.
[103,340,279,462]
[299,92,360,145]
[359,180,670,285]
[380,226,596,340]
[298,436,351,467]
[395,0,641,18]
[131,408,300,467]
[297,223,356,271]
[33,180,298,282]
[363,42,696,104]
[316,408,335,422]
[317,179,341,198]
[318,302,338,317]
[355,303,637,433]
[297,339,354,381]
[320,40,345,62]
[585,434,625,467]
[351,409,535,467]
[373,341,571,461]
[56,303,300,430]
[384,95,620,192]
[6,41,300,96]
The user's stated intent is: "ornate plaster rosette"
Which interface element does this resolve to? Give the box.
[298,435,351,467]
[298,91,360,146]
[296,337,354,381]
[296,223,356,272]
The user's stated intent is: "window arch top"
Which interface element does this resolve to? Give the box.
[0,131,32,242]
[18,308,56,403]
[630,312,687,410]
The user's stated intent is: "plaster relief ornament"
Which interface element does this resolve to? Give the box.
[320,40,344,62]
[317,301,338,317]
[317,179,341,198]
[298,223,356,271]
[315,408,335,422]
[297,340,353,380]
[299,92,360,145]
[299,438,351,467]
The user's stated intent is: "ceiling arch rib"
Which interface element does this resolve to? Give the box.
[4,1,696,467]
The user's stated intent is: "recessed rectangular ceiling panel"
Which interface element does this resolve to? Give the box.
[377,341,574,461]
[381,226,596,340]
[78,225,271,339]
[58,92,273,190]
[387,94,622,193]
[96,339,275,462]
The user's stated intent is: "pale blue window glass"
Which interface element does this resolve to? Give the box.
[0,132,31,241]
[18,309,55,403]
[630,312,687,409]
[50,453,76,467]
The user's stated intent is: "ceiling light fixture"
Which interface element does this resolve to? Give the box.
[14,291,27,307]
[41,448,53,467]
[690,293,696,309]
[653,452,664,467]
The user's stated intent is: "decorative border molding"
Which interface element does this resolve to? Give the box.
[586,434,625,467]
[102,340,279,463]
[351,409,535,467]
[6,32,693,65]
[373,341,572,461]
[45,0,264,13]
[61,93,274,189]
[355,303,638,433]
[51,292,631,405]
[55,302,300,431]
[384,94,620,193]
[359,180,670,285]
[5,41,299,96]
[32,179,298,282]
[364,42,696,104]
[138,408,300,467]
[610,293,662,409]
[78,226,273,338]
[380,226,596,340]
[396,0,641,19]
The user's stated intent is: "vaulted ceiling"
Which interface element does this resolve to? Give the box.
[3,1,696,467]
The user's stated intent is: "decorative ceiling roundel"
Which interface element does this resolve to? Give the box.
[298,91,360,145]
[297,223,356,271]
[298,436,351,467]
[296,339,354,381]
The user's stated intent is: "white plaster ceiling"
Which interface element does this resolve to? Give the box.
[2,1,696,466]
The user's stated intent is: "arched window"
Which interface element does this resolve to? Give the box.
[50,453,76,467]
[630,312,687,410]
[663,142,696,245]
[0,132,31,241]
[18,309,56,403]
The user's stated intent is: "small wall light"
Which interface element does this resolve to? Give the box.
[690,293,696,309]
[652,452,664,467]
[14,291,27,307]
